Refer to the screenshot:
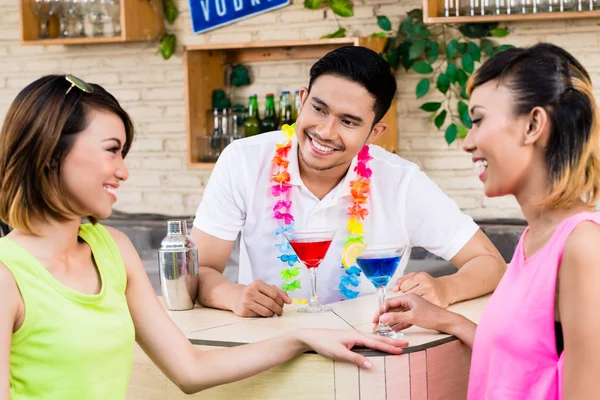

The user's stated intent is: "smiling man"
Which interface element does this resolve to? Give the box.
[190,46,506,318]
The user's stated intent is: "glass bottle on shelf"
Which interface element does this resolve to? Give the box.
[210,108,223,152]
[260,94,277,133]
[278,91,294,129]
[244,95,261,137]
[292,90,301,120]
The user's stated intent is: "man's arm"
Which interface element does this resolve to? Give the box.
[191,227,291,317]
[395,169,506,307]
[438,229,505,304]
[190,227,238,310]
[396,230,505,307]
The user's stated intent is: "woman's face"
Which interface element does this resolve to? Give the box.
[60,109,129,219]
[462,81,535,198]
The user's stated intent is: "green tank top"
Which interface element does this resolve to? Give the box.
[2,223,135,400]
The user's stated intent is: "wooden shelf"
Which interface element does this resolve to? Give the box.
[184,37,399,169]
[424,0,600,23]
[20,0,164,45]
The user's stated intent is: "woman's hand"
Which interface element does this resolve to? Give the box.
[296,329,408,369]
[372,293,450,333]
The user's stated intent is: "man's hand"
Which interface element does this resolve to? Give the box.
[393,272,451,308]
[232,280,292,317]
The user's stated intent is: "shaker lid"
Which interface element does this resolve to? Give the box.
[167,220,188,235]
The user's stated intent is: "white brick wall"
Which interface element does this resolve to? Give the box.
[3,0,600,219]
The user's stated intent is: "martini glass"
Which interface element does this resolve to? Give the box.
[284,229,336,313]
[356,244,407,338]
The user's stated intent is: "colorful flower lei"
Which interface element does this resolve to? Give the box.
[271,124,372,301]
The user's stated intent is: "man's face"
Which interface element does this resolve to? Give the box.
[294,75,387,172]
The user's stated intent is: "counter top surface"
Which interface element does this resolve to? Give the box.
[165,290,489,355]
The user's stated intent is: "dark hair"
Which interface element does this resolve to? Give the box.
[0,74,135,234]
[468,43,600,209]
[308,46,397,125]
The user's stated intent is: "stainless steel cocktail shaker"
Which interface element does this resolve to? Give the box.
[158,220,199,311]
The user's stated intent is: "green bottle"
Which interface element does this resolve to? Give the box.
[260,94,277,133]
[278,91,294,129]
[244,95,261,137]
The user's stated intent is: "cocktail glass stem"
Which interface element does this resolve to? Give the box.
[375,286,400,336]
[308,268,319,308]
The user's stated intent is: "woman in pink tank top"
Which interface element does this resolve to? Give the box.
[376,43,600,399]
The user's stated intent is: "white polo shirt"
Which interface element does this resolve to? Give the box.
[194,131,478,304]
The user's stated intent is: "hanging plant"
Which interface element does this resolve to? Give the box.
[303,0,354,36]
[382,9,513,144]
[303,4,515,145]
[156,0,179,60]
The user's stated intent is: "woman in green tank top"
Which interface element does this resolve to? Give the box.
[0,75,407,400]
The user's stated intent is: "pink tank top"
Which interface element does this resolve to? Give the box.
[468,212,600,399]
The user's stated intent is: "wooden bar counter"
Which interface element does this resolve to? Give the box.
[127,292,489,400]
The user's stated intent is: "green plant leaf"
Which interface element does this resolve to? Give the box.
[437,73,450,94]
[387,48,400,69]
[157,33,176,60]
[462,53,474,74]
[435,110,447,129]
[377,16,392,31]
[420,102,442,112]
[457,124,468,138]
[419,101,442,112]
[467,42,481,62]
[481,39,495,56]
[163,0,179,24]
[409,39,427,60]
[412,61,433,74]
[399,17,414,36]
[321,28,347,38]
[458,101,472,128]
[445,123,457,144]
[370,32,386,38]
[426,41,440,64]
[446,39,460,59]
[446,63,457,83]
[231,64,251,87]
[330,0,354,17]
[460,89,469,99]
[398,42,413,71]
[407,8,423,19]
[458,23,497,38]
[496,44,516,52]
[457,68,469,88]
[413,24,431,39]
[416,78,430,98]
[304,0,321,8]
[490,27,510,37]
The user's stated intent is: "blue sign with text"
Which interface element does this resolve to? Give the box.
[189,0,290,34]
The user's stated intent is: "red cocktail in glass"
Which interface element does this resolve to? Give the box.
[284,229,336,313]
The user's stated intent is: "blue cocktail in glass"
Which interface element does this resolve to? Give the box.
[356,245,407,337]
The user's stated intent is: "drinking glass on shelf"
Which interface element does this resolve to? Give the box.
[88,0,111,37]
[72,0,90,37]
[284,229,336,313]
[31,0,58,39]
[355,245,408,338]
[105,0,121,36]
[57,0,76,38]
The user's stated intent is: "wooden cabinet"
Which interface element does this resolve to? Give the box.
[423,0,600,23]
[20,0,164,45]
[184,37,399,168]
